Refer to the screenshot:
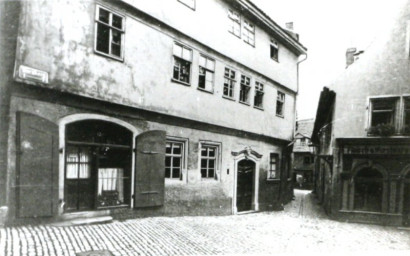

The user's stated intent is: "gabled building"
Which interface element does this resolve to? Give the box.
[0,0,306,225]
[292,118,314,189]
[312,0,410,226]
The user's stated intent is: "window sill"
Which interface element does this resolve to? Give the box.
[271,57,279,63]
[243,40,255,48]
[239,101,250,106]
[228,30,241,39]
[171,78,191,87]
[222,95,236,101]
[253,106,264,111]
[197,87,214,94]
[94,50,124,62]
[97,204,129,210]
[201,178,219,182]
[276,114,284,118]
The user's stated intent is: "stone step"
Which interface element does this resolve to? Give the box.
[59,210,111,221]
[51,216,113,227]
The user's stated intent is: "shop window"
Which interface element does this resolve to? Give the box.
[254,82,264,109]
[178,0,195,10]
[243,20,255,46]
[267,153,279,179]
[173,42,192,84]
[95,6,125,60]
[239,75,251,104]
[200,143,220,179]
[270,40,279,61]
[228,9,241,37]
[354,167,383,212]
[223,67,236,99]
[165,141,184,179]
[66,147,91,179]
[276,91,285,117]
[198,55,215,92]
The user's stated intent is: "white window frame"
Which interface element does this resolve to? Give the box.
[239,74,251,104]
[198,54,215,93]
[165,136,188,183]
[223,67,236,99]
[177,0,196,10]
[254,81,264,109]
[172,42,193,85]
[276,91,285,117]
[228,9,241,38]
[199,141,222,180]
[243,19,255,46]
[94,5,125,61]
[270,40,279,61]
[267,153,279,180]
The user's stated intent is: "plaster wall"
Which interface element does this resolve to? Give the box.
[13,0,297,141]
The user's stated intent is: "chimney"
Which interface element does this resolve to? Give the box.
[285,22,294,31]
[284,22,299,41]
[346,47,357,68]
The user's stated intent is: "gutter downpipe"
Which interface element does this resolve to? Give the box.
[294,53,308,137]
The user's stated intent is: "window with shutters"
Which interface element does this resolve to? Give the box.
[200,142,221,179]
[276,91,285,117]
[228,9,241,38]
[254,81,264,109]
[223,67,236,99]
[239,75,251,104]
[95,6,125,60]
[198,55,215,93]
[172,42,193,85]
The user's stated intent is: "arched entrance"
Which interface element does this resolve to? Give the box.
[236,159,256,212]
[64,120,133,212]
[353,167,383,212]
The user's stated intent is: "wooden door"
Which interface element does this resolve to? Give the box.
[64,146,95,212]
[16,112,58,218]
[236,159,255,212]
[134,130,166,207]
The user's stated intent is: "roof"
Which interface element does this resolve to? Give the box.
[235,0,307,56]
[311,87,336,144]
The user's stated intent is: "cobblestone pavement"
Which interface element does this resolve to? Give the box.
[0,190,409,256]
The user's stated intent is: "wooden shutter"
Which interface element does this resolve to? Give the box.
[16,112,59,217]
[134,130,166,207]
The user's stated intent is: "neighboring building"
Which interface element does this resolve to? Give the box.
[292,119,314,190]
[312,0,410,226]
[0,0,307,225]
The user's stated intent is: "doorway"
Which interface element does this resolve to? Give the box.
[236,159,255,212]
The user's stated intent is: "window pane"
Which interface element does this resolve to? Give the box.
[199,55,206,67]
[201,159,207,168]
[173,144,182,155]
[173,44,182,58]
[206,59,215,71]
[182,47,192,61]
[172,168,180,178]
[111,43,121,57]
[98,8,109,23]
[201,148,207,156]
[166,143,172,154]
[96,23,110,54]
[165,168,171,178]
[372,99,395,110]
[66,163,78,179]
[372,112,392,126]
[208,169,215,178]
[165,156,171,168]
[173,157,181,168]
[201,169,207,178]
[112,14,122,29]
[208,159,215,168]
[208,148,215,157]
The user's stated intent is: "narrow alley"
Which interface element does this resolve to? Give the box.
[0,190,409,256]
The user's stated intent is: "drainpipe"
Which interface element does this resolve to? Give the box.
[294,53,308,137]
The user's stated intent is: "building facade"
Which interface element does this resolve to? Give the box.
[292,119,314,190]
[0,0,306,225]
[312,0,410,226]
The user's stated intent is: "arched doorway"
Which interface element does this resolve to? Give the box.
[353,167,383,212]
[64,120,133,212]
[236,159,255,212]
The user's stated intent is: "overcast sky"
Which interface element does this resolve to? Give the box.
[251,0,404,120]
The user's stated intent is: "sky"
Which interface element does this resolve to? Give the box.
[251,0,403,120]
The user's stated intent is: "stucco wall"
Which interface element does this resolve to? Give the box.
[13,0,296,141]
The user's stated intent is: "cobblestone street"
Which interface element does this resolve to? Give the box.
[0,190,409,256]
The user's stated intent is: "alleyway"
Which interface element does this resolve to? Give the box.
[0,190,409,256]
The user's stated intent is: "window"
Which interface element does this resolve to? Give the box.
[300,138,306,146]
[223,68,236,99]
[276,91,285,116]
[239,75,251,104]
[254,82,264,109]
[243,20,255,46]
[66,147,91,179]
[198,55,215,92]
[173,43,193,84]
[303,156,312,164]
[270,40,279,61]
[200,143,220,179]
[268,153,279,179]
[165,141,184,179]
[95,6,125,60]
[178,0,195,10]
[354,168,383,212]
[370,98,396,127]
[405,97,410,134]
[228,9,241,37]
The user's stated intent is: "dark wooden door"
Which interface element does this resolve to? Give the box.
[16,112,58,218]
[64,146,95,212]
[236,159,255,212]
[403,181,410,226]
[134,130,166,207]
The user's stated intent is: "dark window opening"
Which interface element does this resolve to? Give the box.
[254,82,264,108]
[239,75,251,103]
[354,167,383,212]
[270,42,279,61]
[276,91,285,116]
[173,43,192,84]
[370,98,396,127]
[404,97,410,134]
[198,55,215,92]
[95,6,124,59]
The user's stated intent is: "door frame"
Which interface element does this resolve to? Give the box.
[58,114,141,211]
[232,147,262,214]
